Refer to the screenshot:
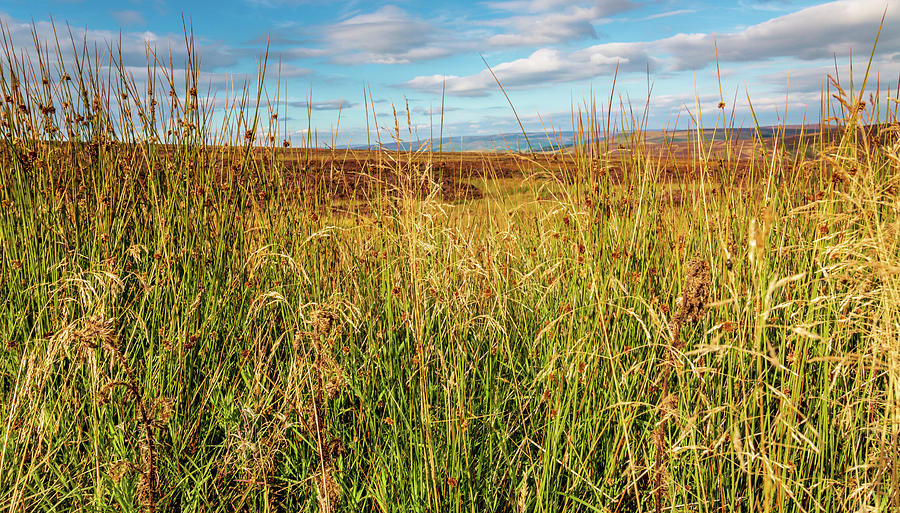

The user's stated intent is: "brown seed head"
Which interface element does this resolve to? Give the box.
[312,310,335,336]
[78,317,117,347]
[675,259,710,325]
[154,397,175,425]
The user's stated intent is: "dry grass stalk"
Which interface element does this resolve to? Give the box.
[314,460,340,513]
[654,259,710,513]
[81,317,159,513]
[299,323,346,511]
[1,14,896,510]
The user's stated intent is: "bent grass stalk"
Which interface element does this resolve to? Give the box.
[0,18,899,513]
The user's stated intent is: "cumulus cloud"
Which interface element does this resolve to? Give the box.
[759,57,900,95]
[0,13,239,71]
[241,6,463,66]
[406,0,898,96]
[249,1,637,63]
[323,6,458,64]
[657,1,899,70]
[486,0,636,15]
[405,43,652,96]
[485,0,638,47]
[486,7,603,47]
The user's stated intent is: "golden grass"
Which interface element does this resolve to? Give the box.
[1,18,899,513]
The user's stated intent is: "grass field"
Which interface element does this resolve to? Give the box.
[1,26,900,513]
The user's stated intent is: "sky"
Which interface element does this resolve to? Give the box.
[1,0,898,147]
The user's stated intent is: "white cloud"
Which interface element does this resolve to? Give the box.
[0,13,239,71]
[486,6,603,47]
[486,0,635,15]
[405,43,651,96]
[484,0,638,47]
[759,57,900,95]
[323,5,458,64]
[658,0,898,70]
[406,0,899,96]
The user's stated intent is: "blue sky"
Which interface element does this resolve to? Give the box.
[1,0,898,146]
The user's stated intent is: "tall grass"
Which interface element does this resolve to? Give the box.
[1,21,900,512]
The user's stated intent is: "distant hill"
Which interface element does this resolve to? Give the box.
[347,125,820,153]
[350,132,576,152]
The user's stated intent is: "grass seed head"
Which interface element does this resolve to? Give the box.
[154,397,175,425]
[77,316,117,347]
[674,259,711,328]
[312,310,336,337]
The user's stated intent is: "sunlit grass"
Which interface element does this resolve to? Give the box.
[1,20,900,513]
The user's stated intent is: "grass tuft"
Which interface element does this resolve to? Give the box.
[1,19,900,513]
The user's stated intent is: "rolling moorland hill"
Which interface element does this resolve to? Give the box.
[350,125,818,152]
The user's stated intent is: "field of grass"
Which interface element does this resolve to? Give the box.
[2,28,900,513]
